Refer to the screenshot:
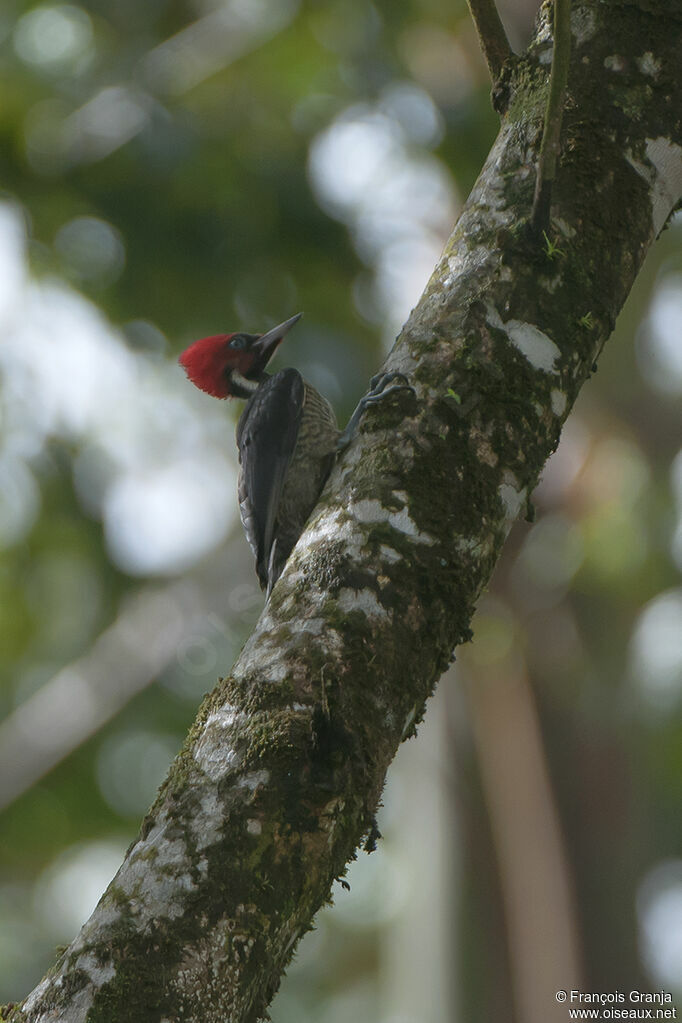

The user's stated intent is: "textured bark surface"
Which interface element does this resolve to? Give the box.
[10,2,682,1020]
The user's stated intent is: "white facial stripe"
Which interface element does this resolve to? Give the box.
[230,370,260,394]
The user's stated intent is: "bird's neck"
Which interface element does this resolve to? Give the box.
[230,370,267,399]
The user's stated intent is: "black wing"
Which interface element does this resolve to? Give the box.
[236,368,304,589]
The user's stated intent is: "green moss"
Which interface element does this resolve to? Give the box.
[82,932,179,1023]
[61,969,90,998]
[2,1008,26,1023]
[503,55,548,125]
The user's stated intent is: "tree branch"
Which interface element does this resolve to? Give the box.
[466,0,513,82]
[11,2,682,1020]
[531,0,572,234]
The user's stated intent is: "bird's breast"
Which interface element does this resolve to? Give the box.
[274,382,339,540]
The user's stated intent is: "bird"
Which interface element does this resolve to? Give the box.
[179,313,410,597]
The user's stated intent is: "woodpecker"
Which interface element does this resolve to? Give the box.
[179,313,409,596]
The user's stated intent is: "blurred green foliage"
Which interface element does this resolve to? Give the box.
[0,0,681,1018]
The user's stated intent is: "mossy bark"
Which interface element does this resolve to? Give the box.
[12,1,682,1020]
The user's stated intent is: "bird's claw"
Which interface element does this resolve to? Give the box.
[337,371,414,451]
[365,371,414,404]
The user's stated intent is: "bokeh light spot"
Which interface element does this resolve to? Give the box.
[97,730,178,817]
[14,5,94,71]
[55,216,126,287]
[33,839,128,941]
[629,589,682,711]
[0,455,40,549]
[637,275,682,396]
[637,859,682,991]
[514,513,584,592]
[104,456,236,576]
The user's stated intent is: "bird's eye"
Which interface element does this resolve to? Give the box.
[230,335,247,350]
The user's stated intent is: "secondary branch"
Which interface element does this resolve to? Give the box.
[531,0,572,233]
[466,0,513,82]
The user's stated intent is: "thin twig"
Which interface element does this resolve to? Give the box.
[466,0,513,82]
[531,0,572,234]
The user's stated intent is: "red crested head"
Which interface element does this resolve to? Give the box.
[179,313,302,399]
[179,333,250,399]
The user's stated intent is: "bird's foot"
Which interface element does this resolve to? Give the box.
[337,372,415,451]
[367,371,413,398]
